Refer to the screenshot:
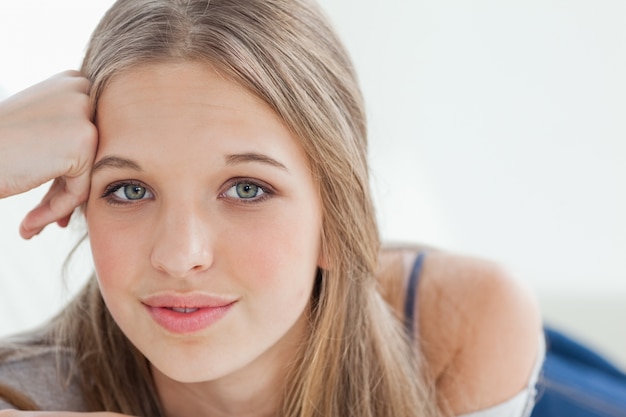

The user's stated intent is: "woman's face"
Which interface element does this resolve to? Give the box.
[86,61,323,385]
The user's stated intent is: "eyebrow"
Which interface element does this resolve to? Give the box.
[91,153,287,175]
[224,152,288,172]
[92,156,142,174]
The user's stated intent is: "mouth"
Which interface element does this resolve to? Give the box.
[142,292,237,309]
[141,292,237,334]
[166,307,200,314]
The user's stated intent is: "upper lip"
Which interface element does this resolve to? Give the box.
[141,292,238,309]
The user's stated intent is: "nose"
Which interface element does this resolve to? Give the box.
[150,202,213,278]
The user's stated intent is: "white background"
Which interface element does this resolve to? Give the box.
[1,1,625,365]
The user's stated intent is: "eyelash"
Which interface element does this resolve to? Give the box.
[101,180,153,206]
[100,179,274,206]
[220,179,273,204]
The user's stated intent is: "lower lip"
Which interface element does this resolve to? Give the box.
[145,303,234,334]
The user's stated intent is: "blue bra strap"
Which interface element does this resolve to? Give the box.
[404,251,426,339]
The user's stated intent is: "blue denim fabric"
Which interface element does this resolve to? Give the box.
[531,327,626,417]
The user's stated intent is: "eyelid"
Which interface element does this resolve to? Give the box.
[220,178,275,203]
[101,180,154,204]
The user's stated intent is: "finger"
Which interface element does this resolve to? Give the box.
[20,193,75,239]
[0,412,137,416]
[55,70,91,96]
[19,180,63,238]
[56,213,72,228]
[19,177,88,239]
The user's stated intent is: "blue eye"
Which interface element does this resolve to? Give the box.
[103,182,153,203]
[115,184,149,200]
[225,182,266,200]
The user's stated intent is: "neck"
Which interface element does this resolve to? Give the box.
[154,367,283,417]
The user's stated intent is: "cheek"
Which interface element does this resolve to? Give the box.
[221,208,322,303]
[86,211,146,292]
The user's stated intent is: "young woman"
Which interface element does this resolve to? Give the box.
[0,0,542,416]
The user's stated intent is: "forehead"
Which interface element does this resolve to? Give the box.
[98,61,272,121]
[94,61,311,174]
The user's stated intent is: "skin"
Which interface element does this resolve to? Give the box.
[0,413,128,417]
[86,62,324,417]
[0,64,542,416]
[377,245,542,415]
[0,71,96,238]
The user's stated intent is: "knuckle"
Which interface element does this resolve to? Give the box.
[58,69,81,77]
[65,90,90,111]
[77,119,98,145]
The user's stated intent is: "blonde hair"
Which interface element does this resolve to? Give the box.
[50,0,442,415]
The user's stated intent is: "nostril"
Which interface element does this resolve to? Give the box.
[149,212,214,278]
[150,246,213,278]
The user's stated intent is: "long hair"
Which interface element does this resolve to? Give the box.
[51,1,442,415]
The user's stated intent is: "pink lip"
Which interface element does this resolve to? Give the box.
[142,293,237,334]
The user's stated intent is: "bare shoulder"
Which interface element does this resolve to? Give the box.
[377,244,542,415]
[416,250,542,414]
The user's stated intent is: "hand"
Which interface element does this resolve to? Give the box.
[0,411,135,417]
[0,71,98,238]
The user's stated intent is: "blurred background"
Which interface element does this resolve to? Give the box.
[1,1,625,366]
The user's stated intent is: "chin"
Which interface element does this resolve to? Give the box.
[151,356,232,384]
